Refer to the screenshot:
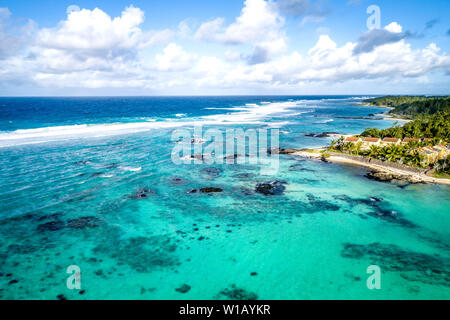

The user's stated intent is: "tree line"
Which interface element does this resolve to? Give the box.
[364,96,450,118]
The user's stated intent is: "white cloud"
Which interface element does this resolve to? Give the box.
[385,22,402,33]
[38,6,145,54]
[195,0,287,63]
[0,4,449,95]
[194,18,224,41]
[155,43,197,71]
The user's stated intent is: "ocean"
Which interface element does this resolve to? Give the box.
[0,96,449,299]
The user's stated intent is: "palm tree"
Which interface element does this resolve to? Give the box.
[354,142,363,156]
[368,145,380,159]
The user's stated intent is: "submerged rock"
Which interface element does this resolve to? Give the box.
[268,148,300,155]
[171,177,188,185]
[304,132,339,138]
[67,216,101,229]
[255,180,287,196]
[200,187,223,193]
[129,188,154,199]
[175,284,191,294]
[365,171,422,185]
[306,194,340,212]
[37,220,65,232]
[218,284,258,300]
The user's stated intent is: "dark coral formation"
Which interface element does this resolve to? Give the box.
[36,216,102,233]
[341,243,450,287]
[67,216,101,229]
[306,194,340,212]
[334,195,417,228]
[175,284,191,293]
[93,235,178,273]
[217,284,258,300]
[255,180,287,196]
[36,220,65,232]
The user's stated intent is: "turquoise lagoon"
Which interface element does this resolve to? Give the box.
[0,96,448,299]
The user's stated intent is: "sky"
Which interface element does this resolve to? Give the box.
[0,0,449,96]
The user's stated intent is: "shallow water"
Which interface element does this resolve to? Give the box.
[0,96,449,300]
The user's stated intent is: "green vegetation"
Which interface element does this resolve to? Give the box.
[326,96,450,176]
[432,171,450,179]
[329,139,450,174]
[329,139,426,167]
[364,96,450,118]
[360,111,450,142]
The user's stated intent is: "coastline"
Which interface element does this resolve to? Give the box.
[374,113,413,123]
[292,150,450,186]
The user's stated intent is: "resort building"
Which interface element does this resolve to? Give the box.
[402,137,421,144]
[345,137,362,143]
[363,137,381,145]
[382,137,401,146]
[360,137,381,150]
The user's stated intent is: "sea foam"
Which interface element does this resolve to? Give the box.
[0,100,307,148]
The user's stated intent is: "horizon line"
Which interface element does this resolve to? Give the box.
[0,94,449,98]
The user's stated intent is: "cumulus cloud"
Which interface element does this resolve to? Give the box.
[282,32,450,82]
[0,6,174,88]
[36,6,172,59]
[0,5,449,94]
[196,0,284,44]
[155,43,197,71]
[195,0,287,64]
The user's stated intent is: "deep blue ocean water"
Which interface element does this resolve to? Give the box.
[0,96,449,299]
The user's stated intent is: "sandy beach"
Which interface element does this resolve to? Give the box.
[293,150,450,186]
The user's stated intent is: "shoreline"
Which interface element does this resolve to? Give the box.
[292,150,450,186]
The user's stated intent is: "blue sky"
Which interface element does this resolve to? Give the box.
[0,0,449,95]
